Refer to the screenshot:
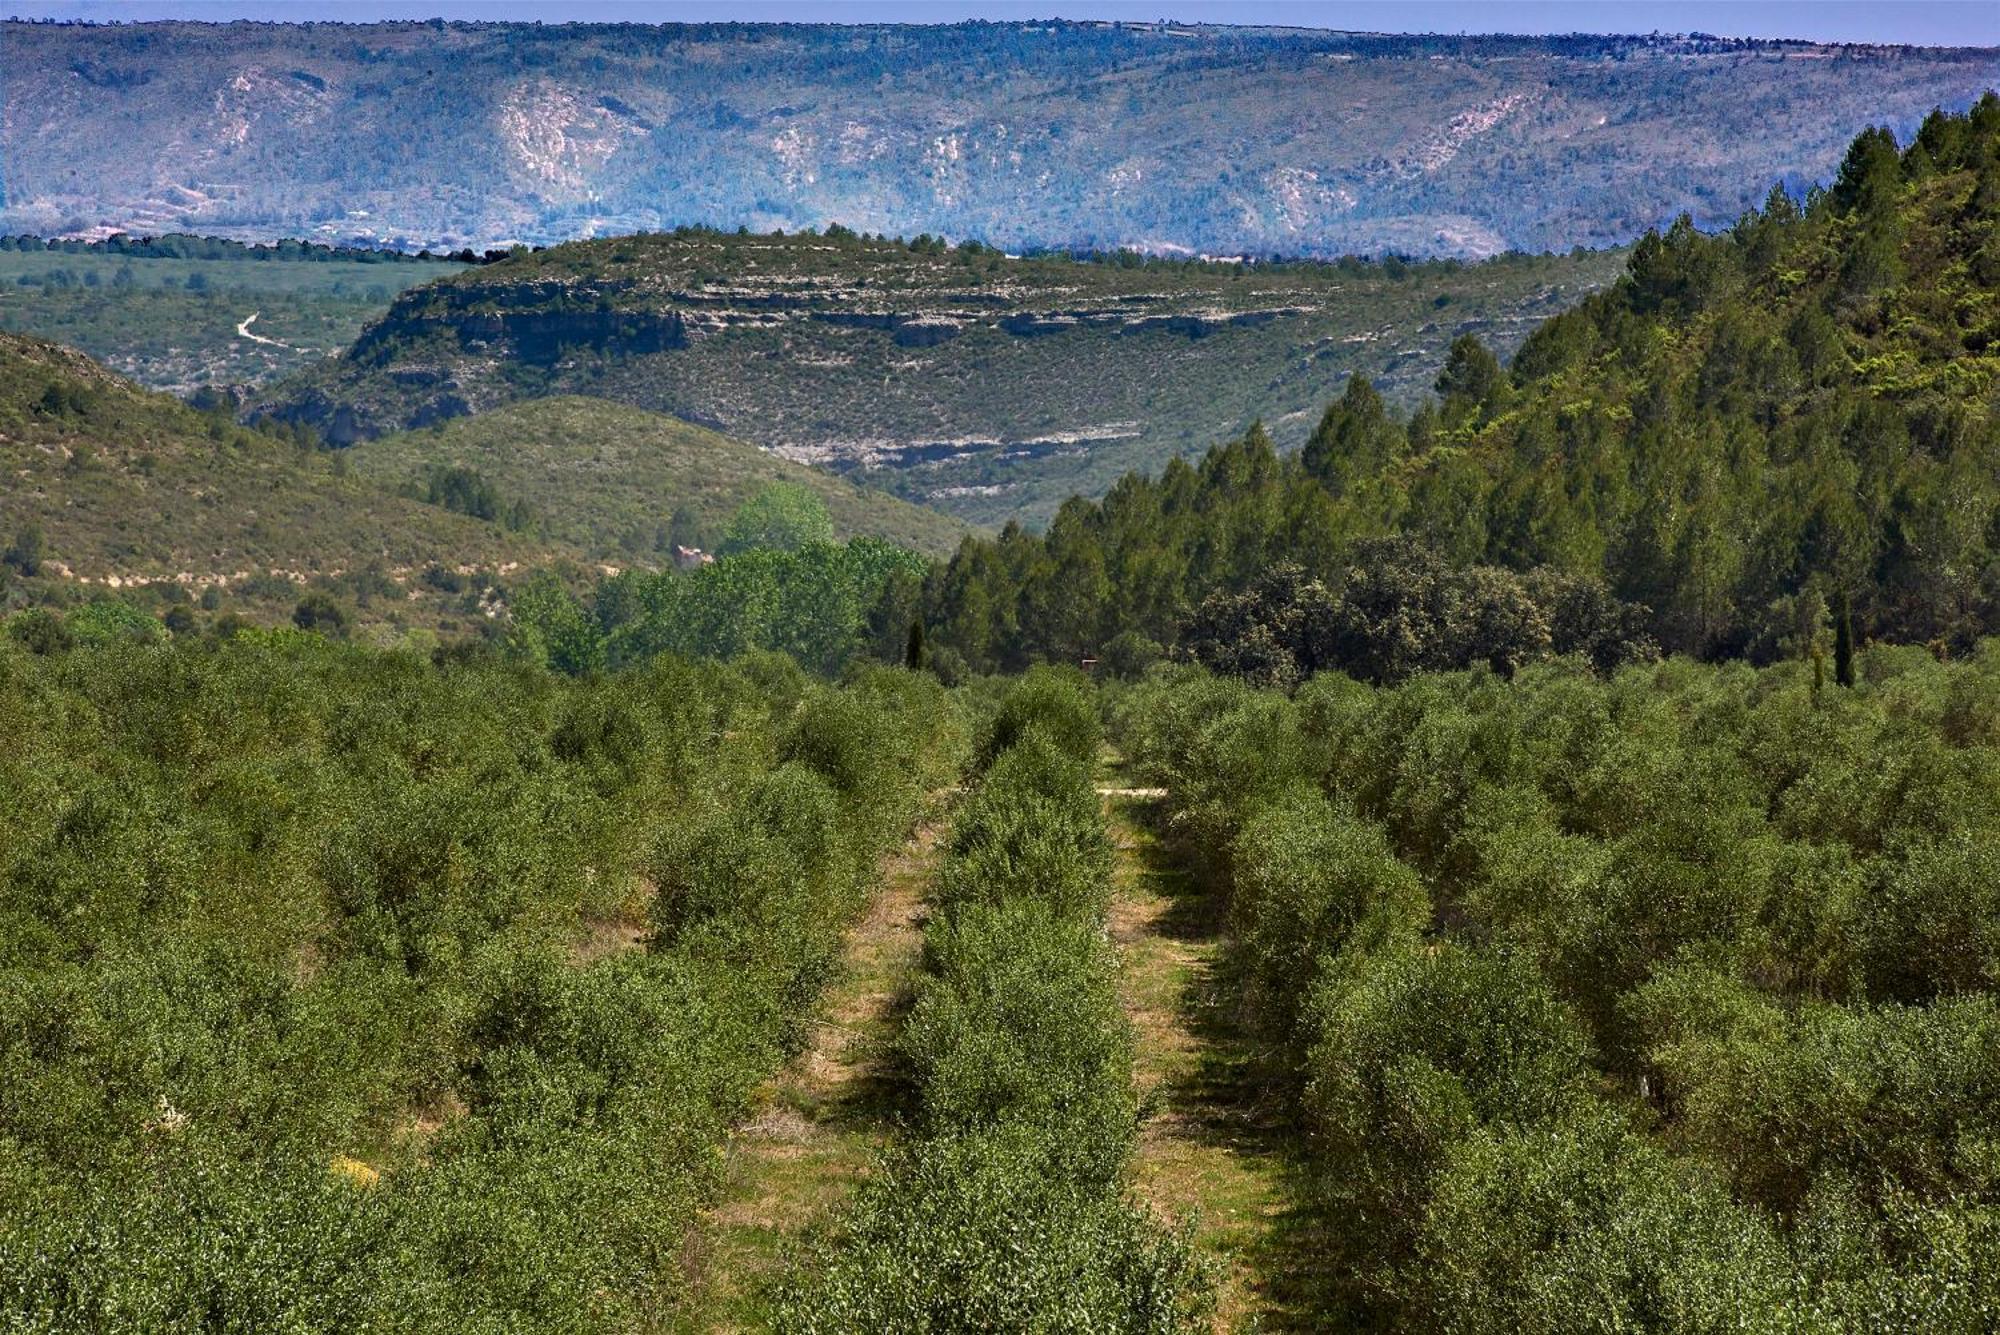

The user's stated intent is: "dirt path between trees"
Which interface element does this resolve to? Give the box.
[1100,769,1309,1332]
[675,812,945,1331]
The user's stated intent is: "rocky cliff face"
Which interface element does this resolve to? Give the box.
[323,269,1314,433]
[255,229,1629,523]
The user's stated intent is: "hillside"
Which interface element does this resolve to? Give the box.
[6,21,1997,261]
[912,100,2000,673]
[0,332,553,632]
[1409,97,2000,657]
[346,396,969,557]
[256,230,1625,525]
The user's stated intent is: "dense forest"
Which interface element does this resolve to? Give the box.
[920,98,2000,678]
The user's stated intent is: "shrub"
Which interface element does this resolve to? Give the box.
[1633,976,2000,1212]
[6,609,72,655]
[1302,941,1594,1230]
[291,590,350,637]
[1862,832,2000,1002]
[0,639,954,1331]
[1228,785,1427,1047]
[937,725,1109,917]
[3,522,45,576]
[1117,641,2000,1330]
[980,664,1100,767]
[773,1126,1213,1334]
[902,897,1134,1182]
[1409,1109,1793,1333]
[67,600,165,647]
[649,763,848,948]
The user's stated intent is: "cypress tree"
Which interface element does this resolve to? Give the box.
[1834,592,1856,688]
[904,618,927,671]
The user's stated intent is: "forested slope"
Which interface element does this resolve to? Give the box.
[921,99,2000,675]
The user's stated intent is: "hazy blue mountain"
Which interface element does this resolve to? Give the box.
[6,19,1996,259]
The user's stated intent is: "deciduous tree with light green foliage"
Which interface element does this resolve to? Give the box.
[603,537,926,677]
[718,481,835,555]
[507,569,606,675]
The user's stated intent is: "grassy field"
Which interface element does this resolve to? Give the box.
[0,247,461,392]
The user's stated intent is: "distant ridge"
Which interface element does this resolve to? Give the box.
[5,19,1996,259]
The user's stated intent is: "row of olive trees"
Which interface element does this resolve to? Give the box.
[1115,645,2000,1330]
[0,626,967,1331]
[777,668,1213,1331]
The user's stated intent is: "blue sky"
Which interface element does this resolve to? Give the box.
[16,1,2000,46]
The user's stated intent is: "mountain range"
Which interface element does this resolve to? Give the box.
[6,19,1998,260]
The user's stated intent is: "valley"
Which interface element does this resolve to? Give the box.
[5,10,2000,1332]
[0,239,464,391]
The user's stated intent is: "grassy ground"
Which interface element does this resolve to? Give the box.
[349,396,972,560]
[0,249,461,392]
[675,805,947,1331]
[1100,759,1319,1332]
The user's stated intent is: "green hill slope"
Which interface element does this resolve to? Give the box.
[0,333,551,632]
[346,396,969,558]
[256,230,1624,525]
[1408,97,2000,657]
